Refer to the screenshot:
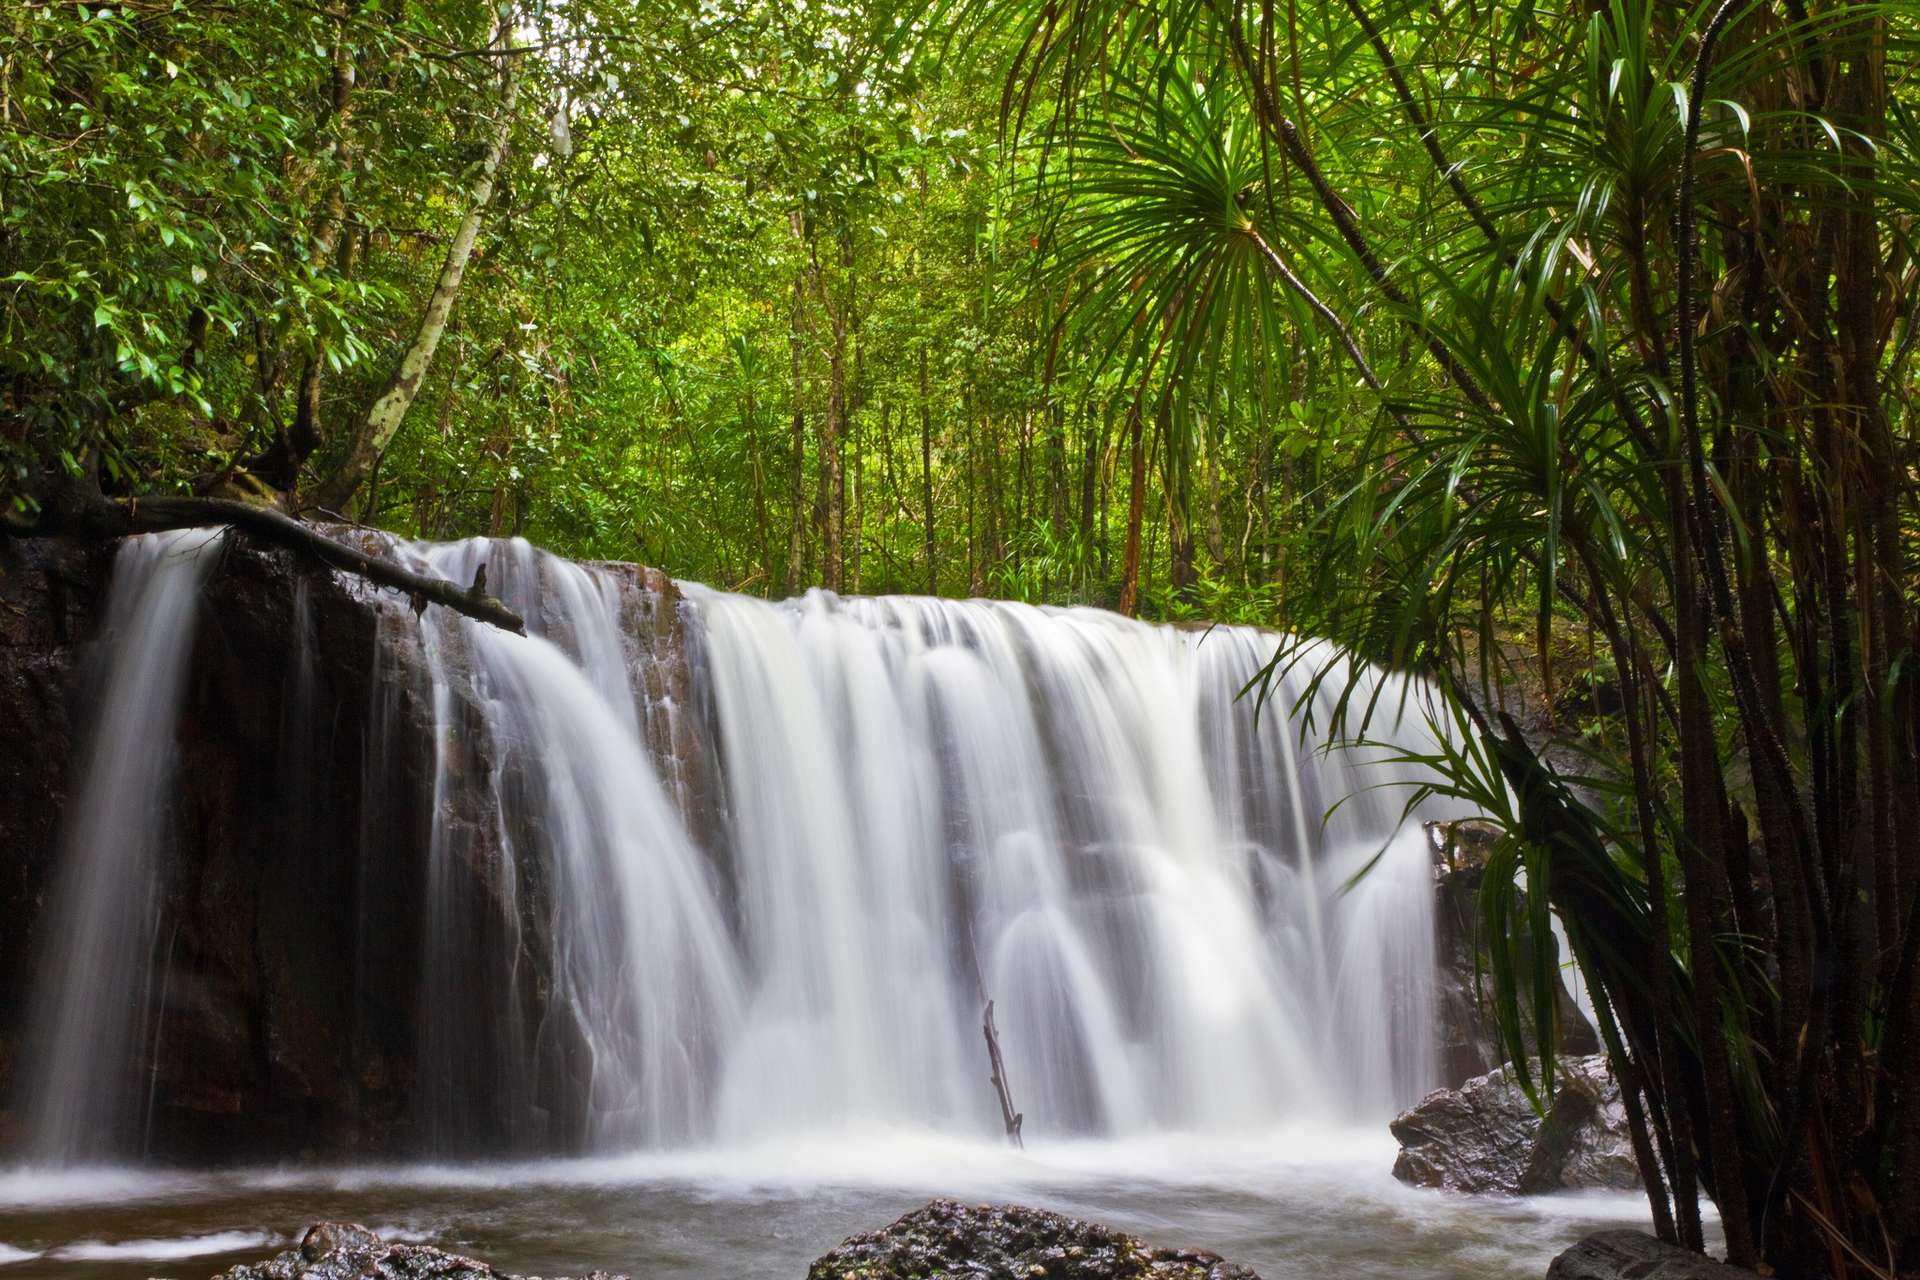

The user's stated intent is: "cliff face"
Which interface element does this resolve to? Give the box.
[0,532,707,1160]
[0,533,107,1143]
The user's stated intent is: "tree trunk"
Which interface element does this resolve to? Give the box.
[309,20,522,514]
[1118,400,1145,616]
[965,395,982,596]
[743,355,773,590]
[850,388,864,593]
[921,343,937,594]
[1163,407,1197,605]
[819,286,845,593]
[786,268,808,592]
[1079,403,1099,595]
[1204,429,1225,566]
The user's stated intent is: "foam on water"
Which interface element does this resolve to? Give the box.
[49,1231,283,1263]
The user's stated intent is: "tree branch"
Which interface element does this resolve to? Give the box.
[30,495,526,633]
[309,16,524,514]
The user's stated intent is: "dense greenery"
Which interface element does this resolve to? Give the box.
[953,0,1919,1271]
[5,0,1919,1275]
[0,0,1276,613]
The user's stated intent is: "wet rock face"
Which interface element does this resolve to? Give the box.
[0,531,727,1163]
[1547,1230,1758,1280]
[806,1199,1263,1280]
[0,531,715,1160]
[1390,1053,1639,1195]
[1427,820,1600,1086]
[0,535,111,1130]
[200,1221,628,1280]
[0,534,439,1158]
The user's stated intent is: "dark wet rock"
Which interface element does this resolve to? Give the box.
[590,560,728,866]
[0,533,444,1157]
[1426,820,1599,1086]
[0,530,708,1160]
[806,1198,1262,1280]
[0,535,111,1112]
[199,1220,627,1280]
[1391,1053,1639,1194]
[1546,1230,1758,1280]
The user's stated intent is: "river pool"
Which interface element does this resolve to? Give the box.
[0,1128,1706,1279]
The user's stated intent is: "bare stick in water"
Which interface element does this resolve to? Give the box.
[982,998,1023,1148]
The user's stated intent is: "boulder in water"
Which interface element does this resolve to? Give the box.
[805,1199,1262,1280]
[202,1221,628,1280]
[1546,1230,1758,1280]
[1390,1053,1639,1194]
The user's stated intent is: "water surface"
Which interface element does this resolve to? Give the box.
[0,1130,1693,1279]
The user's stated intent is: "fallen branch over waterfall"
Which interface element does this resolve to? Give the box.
[26,495,527,633]
[982,999,1024,1148]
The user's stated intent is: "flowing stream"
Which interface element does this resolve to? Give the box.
[0,532,1669,1276]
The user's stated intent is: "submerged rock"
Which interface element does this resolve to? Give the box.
[1390,1053,1638,1194]
[203,1221,627,1280]
[1547,1230,1758,1280]
[806,1199,1262,1280]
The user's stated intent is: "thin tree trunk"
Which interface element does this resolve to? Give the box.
[920,342,936,594]
[1204,428,1224,566]
[850,389,864,593]
[263,0,356,492]
[311,20,522,513]
[786,270,808,592]
[820,303,845,593]
[1079,402,1099,594]
[744,360,773,589]
[1118,401,1145,616]
[805,232,845,593]
[966,395,982,596]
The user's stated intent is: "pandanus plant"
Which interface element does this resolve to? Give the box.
[917,0,1920,1269]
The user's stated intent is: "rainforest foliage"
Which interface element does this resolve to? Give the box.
[1,0,1270,612]
[5,0,1920,1275]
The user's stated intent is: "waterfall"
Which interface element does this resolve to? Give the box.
[689,591,1448,1139]
[9,532,1460,1162]
[17,530,225,1162]
[400,539,743,1152]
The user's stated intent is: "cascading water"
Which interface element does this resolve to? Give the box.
[689,591,1452,1140]
[8,532,1464,1163]
[399,539,743,1152]
[17,530,225,1162]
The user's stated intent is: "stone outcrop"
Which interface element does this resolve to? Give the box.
[1427,820,1599,1086]
[191,1221,627,1280]
[1390,1053,1639,1194]
[806,1200,1262,1280]
[0,534,103,1152]
[0,532,429,1157]
[1547,1231,1758,1280]
[0,530,708,1159]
